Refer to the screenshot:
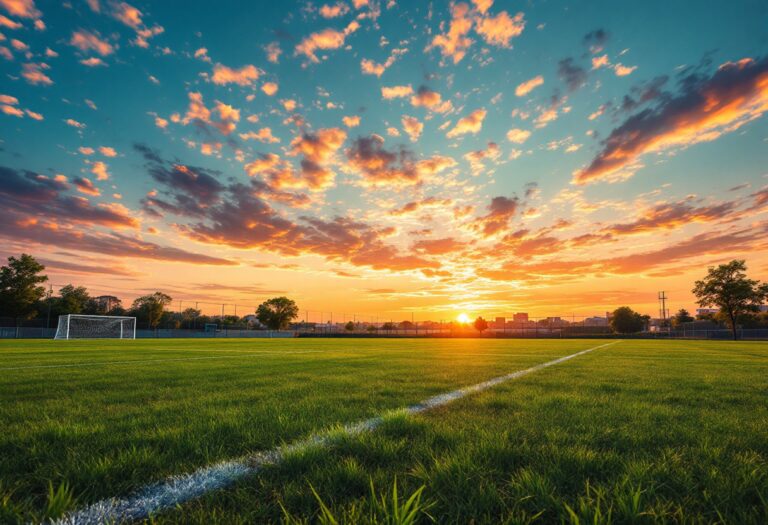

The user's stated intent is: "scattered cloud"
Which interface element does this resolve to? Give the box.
[574,56,768,184]
[515,75,543,97]
[446,108,486,138]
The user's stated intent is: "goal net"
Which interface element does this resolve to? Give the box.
[54,315,137,340]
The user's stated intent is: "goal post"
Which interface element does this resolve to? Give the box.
[54,314,137,340]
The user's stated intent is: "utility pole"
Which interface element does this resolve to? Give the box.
[46,284,53,330]
[658,291,669,332]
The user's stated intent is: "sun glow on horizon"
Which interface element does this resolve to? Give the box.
[456,313,470,324]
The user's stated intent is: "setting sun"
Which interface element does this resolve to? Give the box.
[457,313,470,324]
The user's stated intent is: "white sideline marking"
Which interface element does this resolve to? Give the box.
[0,351,325,371]
[50,341,618,525]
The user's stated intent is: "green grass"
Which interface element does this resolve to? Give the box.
[1,338,766,523]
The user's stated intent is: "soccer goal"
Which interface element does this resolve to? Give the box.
[54,314,137,340]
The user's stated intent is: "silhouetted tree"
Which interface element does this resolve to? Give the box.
[344,321,355,331]
[131,292,172,329]
[671,308,694,327]
[256,297,299,330]
[0,254,48,321]
[693,260,768,340]
[53,284,91,316]
[473,316,489,333]
[610,306,648,334]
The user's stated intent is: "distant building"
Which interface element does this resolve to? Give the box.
[584,316,608,326]
[513,312,528,322]
[696,308,719,316]
[492,317,506,328]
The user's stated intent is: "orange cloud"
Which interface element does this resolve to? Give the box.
[429,2,473,64]
[472,195,519,237]
[261,81,278,96]
[591,54,609,69]
[471,0,493,14]
[410,86,453,113]
[319,2,349,18]
[70,30,113,56]
[345,135,455,187]
[65,118,85,128]
[390,196,453,216]
[1,103,23,117]
[265,42,281,63]
[506,128,531,143]
[80,57,106,67]
[401,115,423,142]
[0,0,40,18]
[295,20,359,63]
[112,1,142,28]
[360,49,404,77]
[181,92,240,136]
[412,237,464,255]
[475,11,525,47]
[446,108,486,138]
[515,75,543,97]
[211,63,259,86]
[74,177,100,196]
[574,56,768,185]
[614,63,637,76]
[342,115,360,128]
[288,127,347,189]
[0,14,21,28]
[239,127,280,143]
[464,141,500,175]
[601,199,738,236]
[91,160,110,180]
[382,84,413,99]
[361,58,388,77]
[21,62,52,85]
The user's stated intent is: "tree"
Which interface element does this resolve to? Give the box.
[54,284,91,316]
[255,297,299,330]
[473,316,489,333]
[181,307,201,328]
[344,321,355,332]
[692,260,768,340]
[671,308,694,327]
[610,306,648,334]
[0,254,48,320]
[93,295,122,315]
[131,292,172,329]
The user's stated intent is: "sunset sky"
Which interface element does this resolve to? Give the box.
[1,0,767,320]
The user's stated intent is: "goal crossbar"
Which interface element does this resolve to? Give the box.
[54,314,137,340]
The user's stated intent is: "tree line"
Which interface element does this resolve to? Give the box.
[0,254,300,330]
[1,254,766,338]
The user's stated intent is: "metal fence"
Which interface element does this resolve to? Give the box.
[2,317,767,340]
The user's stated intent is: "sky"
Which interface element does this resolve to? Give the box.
[1,0,768,321]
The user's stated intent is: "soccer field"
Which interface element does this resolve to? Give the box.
[1,338,767,524]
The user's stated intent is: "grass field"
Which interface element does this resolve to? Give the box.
[1,338,767,524]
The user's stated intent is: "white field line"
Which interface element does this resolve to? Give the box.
[0,351,325,371]
[51,341,618,525]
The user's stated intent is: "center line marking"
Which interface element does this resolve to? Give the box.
[52,341,618,525]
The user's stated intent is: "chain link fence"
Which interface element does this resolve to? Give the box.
[2,316,767,340]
